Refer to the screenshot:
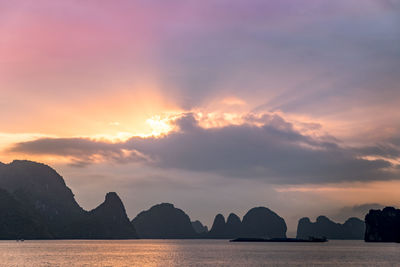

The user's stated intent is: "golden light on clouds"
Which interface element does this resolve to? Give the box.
[145,115,176,137]
[0,133,51,162]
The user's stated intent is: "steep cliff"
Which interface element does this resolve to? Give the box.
[0,160,138,239]
[365,207,400,242]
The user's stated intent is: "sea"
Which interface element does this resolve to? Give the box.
[0,239,399,266]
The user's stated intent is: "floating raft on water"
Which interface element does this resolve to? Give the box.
[230,237,327,243]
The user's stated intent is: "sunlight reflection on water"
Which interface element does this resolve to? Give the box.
[0,239,399,266]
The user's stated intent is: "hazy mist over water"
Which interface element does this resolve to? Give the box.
[1,240,400,266]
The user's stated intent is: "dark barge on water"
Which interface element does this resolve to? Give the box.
[230,237,327,243]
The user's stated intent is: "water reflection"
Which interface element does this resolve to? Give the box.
[0,240,399,266]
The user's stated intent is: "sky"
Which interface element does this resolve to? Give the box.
[1,0,400,234]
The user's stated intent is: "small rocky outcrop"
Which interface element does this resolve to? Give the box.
[297,216,364,240]
[365,207,400,242]
[132,203,197,238]
[191,220,208,234]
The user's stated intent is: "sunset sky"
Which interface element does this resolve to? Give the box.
[1,0,400,233]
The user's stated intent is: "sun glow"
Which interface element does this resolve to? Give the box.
[145,115,176,137]
[88,114,179,142]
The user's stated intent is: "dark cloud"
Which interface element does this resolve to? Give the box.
[128,114,395,183]
[7,113,399,184]
[356,143,400,159]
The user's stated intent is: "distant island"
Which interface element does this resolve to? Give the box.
[132,203,197,238]
[0,160,290,240]
[297,216,365,240]
[1,160,397,242]
[208,208,287,239]
[365,207,400,242]
[230,237,327,243]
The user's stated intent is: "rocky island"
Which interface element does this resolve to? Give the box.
[364,207,400,242]
[0,160,137,239]
[132,203,197,238]
[297,216,365,240]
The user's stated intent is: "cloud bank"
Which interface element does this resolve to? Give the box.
[8,113,399,184]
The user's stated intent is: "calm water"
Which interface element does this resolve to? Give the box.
[0,240,399,266]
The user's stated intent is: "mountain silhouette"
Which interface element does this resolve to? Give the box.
[0,160,138,239]
[0,159,382,241]
[342,218,366,239]
[132,203,197,238]
[191,220,208,234]
[241,207,287,238]
[208,208,286,239]
[297,216,365,240]
[208,213,242,238]
[0,188,51,239]
[208,214,227,238]
[225,213,242,237]
[70,192,137,239]
[365,207,400,242]
[0,160,84,237]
